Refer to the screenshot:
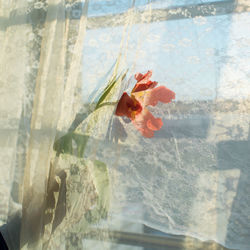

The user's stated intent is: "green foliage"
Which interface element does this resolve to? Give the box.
[67,159,110,235]
[54,62,127,156]
[53,132,89,157]
[95,69,128,110]
[84,160,110,223]
[52,61,125,236]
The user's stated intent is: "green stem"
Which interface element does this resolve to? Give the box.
[95,101,118,111]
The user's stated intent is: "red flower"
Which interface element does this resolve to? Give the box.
[115,92,142,119]
[132,70,158,93]
[115,71,175,138]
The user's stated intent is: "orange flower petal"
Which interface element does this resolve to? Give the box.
[132,108,163,138]
[144,86,175,107]
[134,70,152,83]
[133,70,157,93]
[147,117,163,131]
[132,81,158,93]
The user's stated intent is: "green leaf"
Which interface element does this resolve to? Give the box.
[53,132,89,158]
[89,60,118,104]
[91,160,110,213]
[95,69,128,110]
[70,159,110,233]
[86,159,110,222]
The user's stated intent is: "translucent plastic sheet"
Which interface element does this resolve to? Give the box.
[0,0,250,249]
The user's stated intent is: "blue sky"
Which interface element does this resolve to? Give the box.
[86,0,228,17]
[81,1,250,102]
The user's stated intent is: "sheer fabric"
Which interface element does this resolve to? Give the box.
[0,0,89,248]
[0,0,250,249]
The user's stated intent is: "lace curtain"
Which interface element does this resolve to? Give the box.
[0,0,250,249]
[0,0,90,248]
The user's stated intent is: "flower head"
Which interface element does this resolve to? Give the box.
[115,92,142,119]
[115,71,175,138]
